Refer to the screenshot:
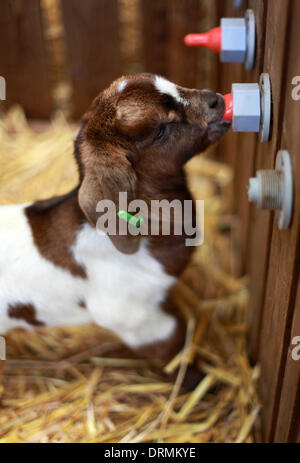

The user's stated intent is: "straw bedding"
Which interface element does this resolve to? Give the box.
[0,107,261,443]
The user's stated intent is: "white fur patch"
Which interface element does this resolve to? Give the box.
[0,205,176,348]
[154,76,187,106]
[117,80,127,93]
[73,224,177,347]
[0,204,91,333]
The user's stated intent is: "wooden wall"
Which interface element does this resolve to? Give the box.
[213,0,300,442]
[0,0,200,119]
[0,0,52,118]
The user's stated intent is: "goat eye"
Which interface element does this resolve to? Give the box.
[154,126,165,141]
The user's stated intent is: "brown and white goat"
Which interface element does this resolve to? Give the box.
[0,74,229,385]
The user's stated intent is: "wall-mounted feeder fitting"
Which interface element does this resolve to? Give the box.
[222,73,271,142]
[233,0,244,9]
[248,150,293,230]
[184,9,255,70]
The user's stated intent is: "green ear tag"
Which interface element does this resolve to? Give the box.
[117,210,144,228]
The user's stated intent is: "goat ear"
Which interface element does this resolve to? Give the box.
[78,143,141,254]
[115,98,157,139]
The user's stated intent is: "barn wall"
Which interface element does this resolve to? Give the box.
[214,0,300,442]
[0,0,51,118]
[0,0,201,119]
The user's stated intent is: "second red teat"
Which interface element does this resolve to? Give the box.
[184,27,221,53]
[222,93,233,122]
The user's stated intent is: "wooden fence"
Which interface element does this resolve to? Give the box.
[209,0,300,442]
[0,0,202,119]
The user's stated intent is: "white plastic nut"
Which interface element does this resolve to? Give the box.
[232,83,260,132]
[221,10,256,69]
[185,10,256,69]
[248,150,293,230]
[221,18,246,63]
[230,73,271,141]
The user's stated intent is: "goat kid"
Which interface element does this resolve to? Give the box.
[0,74,229,387]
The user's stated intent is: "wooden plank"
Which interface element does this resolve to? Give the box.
[142,0,200,88]
[216,1,247,217]
[167,0,200,88]
[0,0,52,118]
[248,0,290,363]
[61,0,121,119]
[214,1,267,273]
[141,0,169,77]
[259,2,300,441]
[274,280,300,442]
[255,0,300,441]
[234,0,267,270]
[193,0,223,92]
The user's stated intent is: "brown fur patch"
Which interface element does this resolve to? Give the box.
[77,139,141,254]
[133,300,203,390]
[132,299,184,362]
[8,303,45,326]
[134,313,186,364]
[25,193,87,278]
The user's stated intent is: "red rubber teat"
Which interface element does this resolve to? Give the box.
[223,93,233,122]
[184,27,222,53]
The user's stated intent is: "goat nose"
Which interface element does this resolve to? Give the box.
[202,90,219,109]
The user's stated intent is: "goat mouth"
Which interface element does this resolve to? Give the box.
[208,119,231,131]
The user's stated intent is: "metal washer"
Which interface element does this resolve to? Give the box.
[245,9,256,70]
[275,150,293,230]
[259,73,271,142]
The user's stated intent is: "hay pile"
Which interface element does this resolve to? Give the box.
[0,107,261,443]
